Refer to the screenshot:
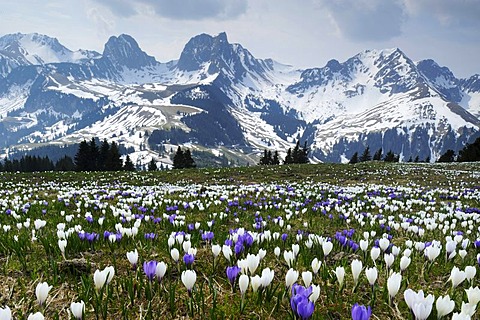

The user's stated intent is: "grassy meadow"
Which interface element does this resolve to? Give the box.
[0,162,479,319]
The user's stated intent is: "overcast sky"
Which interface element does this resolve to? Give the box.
[2,0,479,78]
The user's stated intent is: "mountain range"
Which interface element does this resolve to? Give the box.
[0,32,479,166]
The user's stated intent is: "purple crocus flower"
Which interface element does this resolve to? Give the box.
[474,239,480,248]
[143,260,157,281]
[351,303,372,320]
[281,233,288,242]
[290,284,315,320]
[226,266,241,287]
[202,231,214,242]
[183,253,195,267]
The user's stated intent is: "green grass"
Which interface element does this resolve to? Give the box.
[0,162,479,319]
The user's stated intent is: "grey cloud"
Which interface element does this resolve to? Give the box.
[405,0,480,39]
[92,0,138,17]
[317,0,407,41]
[92,0,248,20]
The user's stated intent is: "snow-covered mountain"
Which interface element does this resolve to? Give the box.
[0,31,479,166]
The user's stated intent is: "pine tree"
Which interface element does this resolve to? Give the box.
[383,150,397,162]
[359,146,371,162]
[349,152,359,164]
[98,139,110,171]
[148,158,157,171]
[173,146,185,169]
[88,138,100,171]
[292,141,301,163]
[55,155,75,171]
[373,148,382,161]
[299,141,310,164]
[123,155,135,171]
[74,140,90,171]
[183,149,196,168]
[272,151,280,165]
[106,142,123,171]
[437,149,455,163]
[284,148,293,164]
[458,137,480,162]
[259,149,269,165]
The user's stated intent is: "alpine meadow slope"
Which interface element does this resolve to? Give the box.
[0,32,479,165]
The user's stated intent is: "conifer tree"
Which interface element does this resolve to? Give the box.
[183,149,196,168]
[123,155,135,171]
[457,137,480,162]
[148,158,157,171]
[74,140,90,171]
[106,142,123,171]
[88,138,100,171]
[373,148,382,161]
[55,155,75,171]
[284,148,293,164]
[349,152,359,164]
[359,146,371,162]
[383,150,397,162]
[437,149,455,163]
[173,146,185,169]
[98,139,110,171]
[272,151,280,165]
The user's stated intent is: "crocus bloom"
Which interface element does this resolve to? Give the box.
[370,247,380,263]
[251,275,262,292]
[449,266,466,289]
[291,284,315,320]
[322,241,333,256]
[285,268,299,289]
[351,259,362,286]
[226,266,241,287]
[239,274,249,295]
[181,270,196,293]
[0,306,12,320]
[465,286,480,305]
[27,312,44,320]
[310,284,320,303]
[436,295,455,319]
[155,261,167,281]
[143,260,157,281]
[311,258,321,274]
[335,266,345,288]
[302,271,313,288]
[212,244,221,258]
[387,272,402,298]
[183,253,195,267]
[451,312,472,320]
[70,301,85,320]
[93,266,115,290]
[35,282,52,306]
[351,303,372,320]
[171,248,180,262]
[365,267,378,286]
[460,302,476,317]
[126,249,138,270]
[404,289,434,320]
[58,239,67,256]
[260,268,275,288]
[465,266,476,283]
[400,256,411,271]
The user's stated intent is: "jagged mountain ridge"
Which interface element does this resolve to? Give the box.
[0,31,479,165]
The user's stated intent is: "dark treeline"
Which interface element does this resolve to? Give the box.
[0,138,138,172]
[172,146,196,169]
[259,140,309,165]
[74,138,135,172]
[349,146,431,164]
[437,137,480,163]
